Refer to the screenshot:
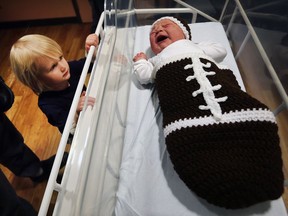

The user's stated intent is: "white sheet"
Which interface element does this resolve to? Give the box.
[115,22,287,216]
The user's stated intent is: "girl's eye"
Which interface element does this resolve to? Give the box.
[49,56,62,71]
[50,63,57,71]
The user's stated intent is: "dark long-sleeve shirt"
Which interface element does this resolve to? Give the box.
[38,58,89,133]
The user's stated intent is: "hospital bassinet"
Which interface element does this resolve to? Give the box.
[39,0,288,215]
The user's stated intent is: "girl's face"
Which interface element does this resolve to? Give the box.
[150,19,186,55]
[37,55,70,91]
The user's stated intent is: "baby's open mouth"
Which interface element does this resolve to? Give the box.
[156,35,168,43]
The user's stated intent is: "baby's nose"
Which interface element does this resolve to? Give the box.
[154,24,163,32]
[157,25,163,31]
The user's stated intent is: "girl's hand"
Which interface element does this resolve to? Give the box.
[133,52,147,62]
[85,34,99,53]
[77,91,96,113]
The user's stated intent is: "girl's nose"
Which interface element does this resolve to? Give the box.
[59,62,66,72]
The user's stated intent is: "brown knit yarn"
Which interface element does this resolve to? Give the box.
[155,55,284,209]
[176,17,192,40]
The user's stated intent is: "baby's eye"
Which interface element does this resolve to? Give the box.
[163,24,171,28]
[59,56,63,60]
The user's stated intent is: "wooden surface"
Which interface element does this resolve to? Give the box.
[1,23,288,214]
[0,23,92,214]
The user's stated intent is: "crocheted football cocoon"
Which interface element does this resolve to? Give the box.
[155,54,284,209]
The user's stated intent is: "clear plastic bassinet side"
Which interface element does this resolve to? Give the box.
[57,2,138,216]
[38,1,138,215]
[72,1,139,215]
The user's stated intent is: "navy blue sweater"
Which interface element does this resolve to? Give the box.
[38,58,89,133]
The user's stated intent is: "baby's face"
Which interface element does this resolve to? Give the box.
[150,19,185,54]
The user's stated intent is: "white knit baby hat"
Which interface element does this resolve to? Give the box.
[151,16,192,40]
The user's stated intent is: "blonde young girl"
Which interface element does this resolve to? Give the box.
[10,34,98,133]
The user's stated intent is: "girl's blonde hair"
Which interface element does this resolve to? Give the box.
[10,34,63,94]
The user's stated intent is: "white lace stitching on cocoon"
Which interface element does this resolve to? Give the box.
[185,56,227,120]
[163,108,276,137]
